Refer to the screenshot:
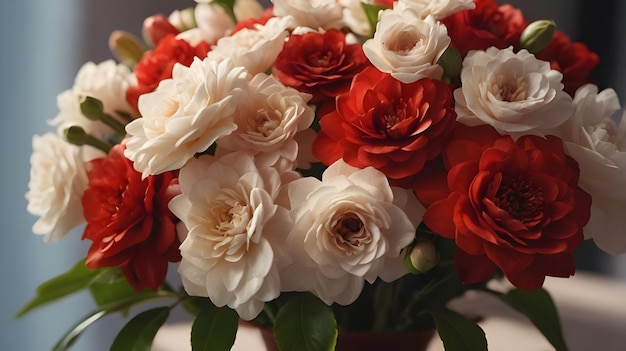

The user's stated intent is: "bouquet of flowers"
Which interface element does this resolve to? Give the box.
[19,0,626,350]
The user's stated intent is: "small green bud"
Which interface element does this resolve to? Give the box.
[64,126,88,146]
[520,20,556,54]
[405,241,439,274]
[80,96,105,121]
[108,30,146,67]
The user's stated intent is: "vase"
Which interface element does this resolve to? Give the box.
[252,324,436,351]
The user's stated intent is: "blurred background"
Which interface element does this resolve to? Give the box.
[0,0,624,350]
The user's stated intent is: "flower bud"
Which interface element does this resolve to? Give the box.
[79,96,105,121]
[168,8,197,32]
[405,241,439,274]
[520,20,556,54]
[64,126,88,146]
[109,30,146,67]
[142,14,180,47]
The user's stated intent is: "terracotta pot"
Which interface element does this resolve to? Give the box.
[254,324,436,351]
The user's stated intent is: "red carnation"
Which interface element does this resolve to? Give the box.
[273,29,371,103]
[442,0,528,57]
[313,67,456,184]
[125,34,210,111]
[536,30,600,96]
[420,124,591,290]
[82,144,181,291]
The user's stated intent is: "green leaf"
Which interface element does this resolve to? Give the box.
[88,269,156,315]
[360,3,388,37]
[274,293,338,351]
[429,309,487,351]
[52,309,108,351]
[499,288,568,351]
[110,307,170,351]
[190,303,239,351]
[16,259,107,317]
[52,289,178,351]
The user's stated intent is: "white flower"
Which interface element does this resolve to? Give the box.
[558,84,626,254]
[208,16,294,75]
[177,3,234,46]
[124,58,250,178]
[50,60,135,141]
[397,0,475,20]
[362,7,450,83]
[216,73,314,173]
[25,133,90,242]
[278,160,423,305]
[454,46,574,138]
[170,152,288,320]
[271,0,344,30]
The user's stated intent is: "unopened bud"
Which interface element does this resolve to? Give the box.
[80,96,105,121]
[520,20,556,54]
[142,14,180,47]
[168,8,197,32]
[64,126,88,146]
[405,241,439,274]
[109,30,146,67]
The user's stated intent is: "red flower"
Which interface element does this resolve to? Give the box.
[231,7,274,34]
[420,124,591,290]
[273,29,371,103]
[125,34,210,111]
[536,31,599,96]
[82,144,181,291]
[442,0,527,57]
[313,67,456,184]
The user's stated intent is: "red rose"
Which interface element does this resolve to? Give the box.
[421,124,591,290]
[442,0,527,57]
[273,29,371,103]
[125,34,210,111]
[82,144,181,291]
[313,67,456,184]
[536,31,599,96]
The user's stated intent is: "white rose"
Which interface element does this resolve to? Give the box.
[26,133,89,242]
[278,160,423,305]
[397,0,475,20]
[362,7,450,83]
[454,46,574,138]
[177,3,234,46]
[215,73,314,173]
[50,60,135,141]
[208,16,294,75]
[170,152,288,320]
[271,0,344,30]
[124,58,249,178]
[558,84,626,254]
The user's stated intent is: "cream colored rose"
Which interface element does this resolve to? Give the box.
[170,152,288,320]
[558,84,626,254]
[278,160,423,305]
[272,0,344,30]
[362,6,450,83]
[124,58,249,178]
[398,0,475,20]
[215,73,314,173]
[26,133,89,242]
[207,16,294,75]
[50,60,135,140]
[338,0,379,37]
[455,46,574,138]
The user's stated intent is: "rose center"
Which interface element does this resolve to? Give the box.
[332,213,370,249]
[308,50,333,67]
[495,177,543,223]
[491,74,528,102]
[254,111,279,137]
[387,30,420,55]
[374,99,411,138]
